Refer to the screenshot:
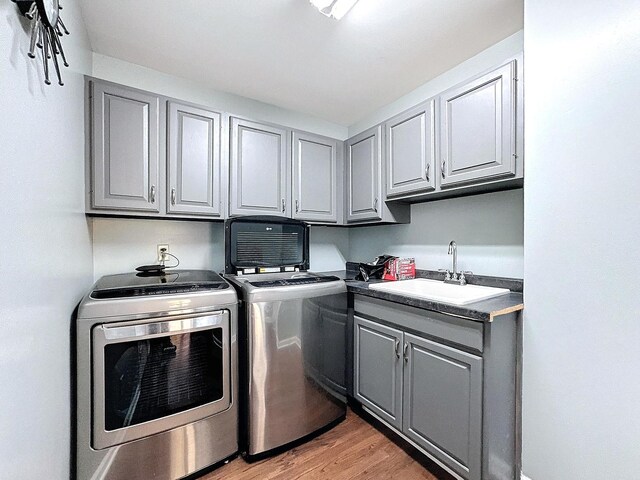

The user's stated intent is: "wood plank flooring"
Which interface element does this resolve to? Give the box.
[200,409,450,480]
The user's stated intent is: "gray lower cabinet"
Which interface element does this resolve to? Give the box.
[352,295,519,480]
[229,117,289,217]
[439,59,518,188]
[346,125,383,222]
[292,131,339,223]
[354,316,403,429]
[167,102,222,217]
[91,82,160,212]
[385,99,436,198]
[403,333,483,480]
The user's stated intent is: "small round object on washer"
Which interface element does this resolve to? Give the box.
[135,264,166,275]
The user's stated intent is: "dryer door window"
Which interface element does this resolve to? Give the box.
[103,328,224,430]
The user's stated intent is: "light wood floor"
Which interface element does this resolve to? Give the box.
[200,409,449,480]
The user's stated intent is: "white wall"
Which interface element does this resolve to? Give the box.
[92,218,349,278]
[522,1,640,479]
[349,30,523,137]
[349,189,524,278]
[92,53,349,140]
[0,1,94,479]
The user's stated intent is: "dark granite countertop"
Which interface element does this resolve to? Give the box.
[320,270,524,323]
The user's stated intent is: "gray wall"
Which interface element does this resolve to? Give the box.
[92,189,522,280]
[0,1,94,478]
[522,1,640,479]
[349,190,524,278]
[91,219,349,278]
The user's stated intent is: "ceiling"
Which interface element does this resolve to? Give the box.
[78,0,523,126]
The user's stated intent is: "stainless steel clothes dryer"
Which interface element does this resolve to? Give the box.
[75,270,238,480]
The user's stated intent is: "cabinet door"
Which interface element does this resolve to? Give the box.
[403,333,483,480]
[386,100,436,197]
[229,118,289,217]
[440,60,517,188]
[292,131,338,223]
[91,82,160,212]
[346,126,383,222]
[354,316,403,429]
[167,102,222,217]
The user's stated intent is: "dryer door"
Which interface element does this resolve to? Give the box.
[92,311,231,449]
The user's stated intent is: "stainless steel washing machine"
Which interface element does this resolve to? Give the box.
[224,217,348,460]
[75,270,238,480]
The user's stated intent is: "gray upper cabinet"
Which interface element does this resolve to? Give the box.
[292,131,338,223]
[403,333,483,480]
[91,82,160,212]
[440,60,518,188]
[346,126,383,222]
[385,99,436,198]
[229,117,289,217]
[167,102,222,217]
[354,315,403,430]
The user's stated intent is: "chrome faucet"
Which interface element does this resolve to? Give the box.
[440,240,472,286]
[448,240,457,277]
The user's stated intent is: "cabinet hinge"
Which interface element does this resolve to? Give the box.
[512,153,518,159]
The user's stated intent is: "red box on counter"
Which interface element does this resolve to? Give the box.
[383,258,416,281]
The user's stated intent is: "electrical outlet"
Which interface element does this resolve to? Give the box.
[157,244,169,263]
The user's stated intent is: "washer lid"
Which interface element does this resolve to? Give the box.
[90,269,229,299]
[225,216,309,274]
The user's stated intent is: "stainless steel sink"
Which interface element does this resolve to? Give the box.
[368,278,510,305]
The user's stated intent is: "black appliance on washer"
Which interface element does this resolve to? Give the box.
[224,216,348,460]
[75,270,238,480]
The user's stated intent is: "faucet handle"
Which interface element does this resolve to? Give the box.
[459,271,473,286]
[438,268,451,280]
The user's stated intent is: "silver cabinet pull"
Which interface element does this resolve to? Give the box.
[281,199,286,213]
[373,197,379,212]
[441,159,446,179]
[149,185,156,203]
[394,339,400,359]
[403,342,409,363]
[425,163,430,182]
[295,199,299,213]
[171,188,176,205]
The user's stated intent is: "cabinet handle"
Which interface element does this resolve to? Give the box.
[171,188,176,205]
[149,185,156,203]
[403,342,409,363]
[295,199,299,213]
[373,197,379,213]
[441,159,446,179]
[281,199,286,213]
[394,339,400,359]
[425,163,430,182]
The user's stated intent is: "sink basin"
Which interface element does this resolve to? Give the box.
[368,278,510,306]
